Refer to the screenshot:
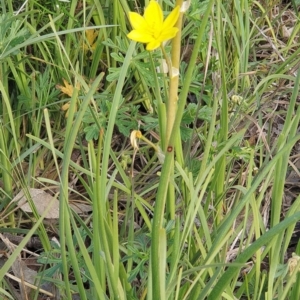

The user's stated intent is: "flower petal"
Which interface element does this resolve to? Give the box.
[57,79,74,97]
[61,102,70,111]
[127,30,155,43]
[128,12,148,31]
[158,27,179,42]
[130,130,141,149]
[162,5,180,31]
[86,29,98,45]
[144,0,163,34]
[146,40,161,51]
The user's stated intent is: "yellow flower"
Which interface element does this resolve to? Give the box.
[130,130,142,150]
[56,79,79,118]
[83,29,98,52]
[61,101,78,118]
[127,1,180,51]
[61,102,71,118]
[56,79,74,97]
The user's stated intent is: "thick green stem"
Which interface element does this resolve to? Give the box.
[151,0,215,297]
[165,0,183,146]
[165,1,184,220]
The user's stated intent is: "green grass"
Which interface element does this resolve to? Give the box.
[1,0,300,299]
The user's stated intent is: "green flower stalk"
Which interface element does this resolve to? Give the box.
[127,1,186,297]
[167,0,184,146]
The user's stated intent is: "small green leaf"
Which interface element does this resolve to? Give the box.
[84,124,100,141]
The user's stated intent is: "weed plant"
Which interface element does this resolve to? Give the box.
[1,0,300,299]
